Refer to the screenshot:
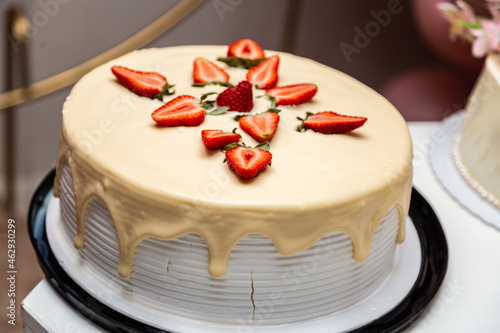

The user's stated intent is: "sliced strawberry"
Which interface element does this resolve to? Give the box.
[226,146,272,179]
[297,111,367,134]
[193,57,230,84]
[266,83,318,106]
[216,81,254,112]
[111,65,172,99]
[201,130,241,150]
[152,95,205,127]
[227,39,265,60]
[246,55,279,89]
[238,111,280,143]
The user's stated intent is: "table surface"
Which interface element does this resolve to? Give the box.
[21,122,500,333]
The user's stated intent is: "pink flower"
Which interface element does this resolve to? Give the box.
[437,0,500,57]
[437,1,477,41]
[437,1,475,23]
[456,1,476,21]
[470,19,500,57]
[487,0,500,21]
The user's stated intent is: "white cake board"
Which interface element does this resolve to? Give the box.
[46,196,421,333]
[429,111,500,229]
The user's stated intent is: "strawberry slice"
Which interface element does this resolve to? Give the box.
[266,83,318,106]
[193,57,230,84]
[216,81,254,112]
[238,111,280,143]
[152,95,205,127]
[297,111,367,134]
[225,146,272,179]
[201,129,241,150]
[246,55,279,89]
[111,65,172,99]
[227,39,265,60]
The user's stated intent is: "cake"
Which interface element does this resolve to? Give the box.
[454,54,500,207]
[48,42,413,329]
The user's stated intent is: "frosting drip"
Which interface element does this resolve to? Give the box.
[53,46,413,279]
[51,163,402,325]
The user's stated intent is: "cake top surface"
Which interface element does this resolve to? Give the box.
[61,45,411,208]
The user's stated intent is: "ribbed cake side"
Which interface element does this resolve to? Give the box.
[54,163,399,326]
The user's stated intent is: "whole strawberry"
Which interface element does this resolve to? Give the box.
[216,81,253,112]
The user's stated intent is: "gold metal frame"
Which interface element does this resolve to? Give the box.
[0,0,203,110]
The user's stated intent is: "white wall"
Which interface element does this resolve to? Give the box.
[0,0,434,214]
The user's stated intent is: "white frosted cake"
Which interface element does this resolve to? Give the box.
[49,44,413,329]
[454,54,500,207]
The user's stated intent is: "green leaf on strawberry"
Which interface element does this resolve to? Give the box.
[217,57,267,69]
[192,81,233,88]
[206,106,229,115]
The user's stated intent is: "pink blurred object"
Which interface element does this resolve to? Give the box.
[412,0,483,70]
[380,66,472,121]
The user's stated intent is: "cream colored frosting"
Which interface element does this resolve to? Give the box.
[456,54,500,207]
[53,46,413,279]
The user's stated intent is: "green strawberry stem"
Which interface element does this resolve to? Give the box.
[268,95,277,109]
[200,92,219,110]
[222,141,272,166]
[201,92,217,101]
[217,57,267,69]
[154,84,176,101]
[257,95,280,113]
[234,109,280,122]
[222,142,240,152]
[254,142,270,151]
[197,91,229,115]
[223,141,270,152]
[296,112,314,132]
[206,106,228,115]
[192,82,233,88]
